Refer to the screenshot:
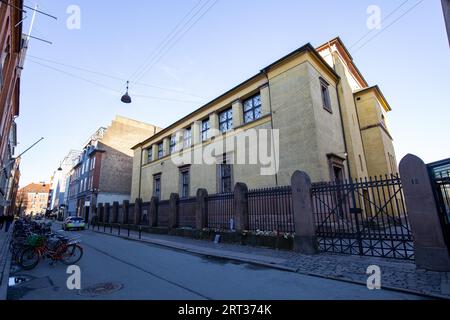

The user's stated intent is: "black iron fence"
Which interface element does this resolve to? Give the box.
[427,157,450,254]
[247,186,294,233]
[206,193,234,230]
[311,175,414,260]
[178,197,197,228]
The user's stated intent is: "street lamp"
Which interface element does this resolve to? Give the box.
[121,81,132,104]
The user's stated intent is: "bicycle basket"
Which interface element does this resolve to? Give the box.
[26,235,45,247]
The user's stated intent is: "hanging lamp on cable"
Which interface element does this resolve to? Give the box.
[121,81,132,104]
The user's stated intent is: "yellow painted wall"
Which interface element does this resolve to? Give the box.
[355,91,398,177]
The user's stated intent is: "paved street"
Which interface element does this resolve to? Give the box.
[6,228,426,300]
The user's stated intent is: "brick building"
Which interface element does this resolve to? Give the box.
[0,0,26,216]
[66,116,161,220]
[16,182,50,216]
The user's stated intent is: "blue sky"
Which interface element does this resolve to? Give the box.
[17,0,450,186]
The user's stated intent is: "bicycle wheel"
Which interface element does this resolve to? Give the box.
[61,244,83,265]
[20,247,40,270]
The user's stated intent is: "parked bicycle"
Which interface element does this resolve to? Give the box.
[20,233,83,270]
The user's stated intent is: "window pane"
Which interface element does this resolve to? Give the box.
[253,95,261,107]
[254,106,262,119]
[244,111,254,123]
[244,100,253,111]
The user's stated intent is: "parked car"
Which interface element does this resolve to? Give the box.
[62,217,86,231]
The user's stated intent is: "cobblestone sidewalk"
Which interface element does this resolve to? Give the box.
[90,226,449,299]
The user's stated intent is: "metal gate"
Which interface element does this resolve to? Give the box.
[428,158,450,253]
[311,175,414,260]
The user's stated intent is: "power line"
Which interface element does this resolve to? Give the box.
[353,0,424,54]
[134,0,219,84]
[128,0,205,82]
[292,0,425,106]
[23,3,57,20]
[27,58,120,93]
[132,0,219,83]
[27,58,204,104]
[26,54,206,99]
[348,0,410,50]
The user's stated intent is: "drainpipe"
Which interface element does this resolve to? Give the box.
[138,147,143,200]
[262,70,279,186]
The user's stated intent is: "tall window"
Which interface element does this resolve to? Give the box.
[220,156,233,193]
[158,142,164,159]
[219,108,233,133]
[153,174,161,200]
[243,94,262,124]
[91,157,96,170]
[0,40,10,88]
[183,127,192,149]
[201,119,210,141]
[170,135,176,154]
[320,78,332,113]
[147,147,153,163]
[180,167,190,199]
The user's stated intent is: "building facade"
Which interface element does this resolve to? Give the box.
[0,0,26,216]
[131,38,398,202]
[49,150,81,218]
[443,0,450,46]
[16,183,50,216]
[67,116,161,219]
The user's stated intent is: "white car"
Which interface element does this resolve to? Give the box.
[62,217,86,231]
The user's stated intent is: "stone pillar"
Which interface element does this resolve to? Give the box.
[112,202,119,224]
[210,113,220,138]
[98,203,104,223]
[234,183,249,231]
[169,193,179,229]
[163,138,170,156]
[192,121,202,146]
[91,203,97,223]
[152,145,159,160]
[232,99,243,129]
[196,189,208,230]
[260,84,271,116]
[150,197,159,227]
[134,198,143,225]
[105,203,111,223]
[291,171,319,255]
[175,131,184,153]
[399,154,450,271]
[122,200,130,225]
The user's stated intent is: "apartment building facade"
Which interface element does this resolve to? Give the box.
[16,183,50,216]
[131,38,398,202]
[67,116,161,218]
[0,0,26,216]
[49,150,81,217]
